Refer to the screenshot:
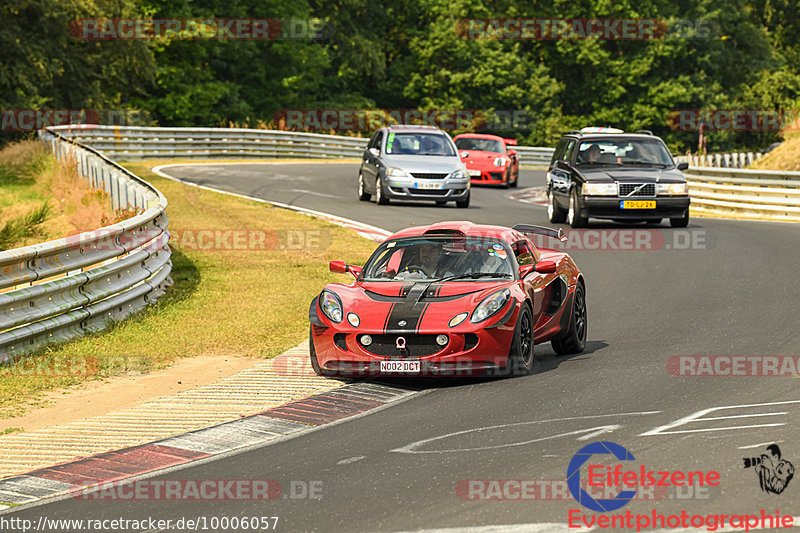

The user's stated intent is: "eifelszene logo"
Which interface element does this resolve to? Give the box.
[567,441,721,512]
[743,444,794,495]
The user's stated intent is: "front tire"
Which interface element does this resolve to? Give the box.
[358,173,370,201]
[548,188,567,223]
[567,188,588,228]
[456,193,470,208]
[670,211,689,227]
[510,169,519,188]
[506,305,534,377]
[551,283,587,355]
[375,177,389,205]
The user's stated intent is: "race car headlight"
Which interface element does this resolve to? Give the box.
[493,157,508,167]
[319,291,343,323]
[386,167,411,178]
[470,289,511,323]
[583,183,617,196]
[447,169,467,180]
[347,313,360,327]
[448,312,469,328]
[656,182,689,195]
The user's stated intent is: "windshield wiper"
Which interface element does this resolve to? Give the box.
[436,272,513,282]
[577,161,622,166]
[623,160,669,167]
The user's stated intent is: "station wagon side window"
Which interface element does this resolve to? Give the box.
[563,140,577,164]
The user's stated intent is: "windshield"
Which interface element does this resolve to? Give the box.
[455,137,504,153]
[384,133,456,156]
[361,235,515,281]
[575,139,674,167]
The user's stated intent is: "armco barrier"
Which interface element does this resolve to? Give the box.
[684,167,800,222]
[50,125,557,166]
[675,152,764,168]
[0,129,172,360]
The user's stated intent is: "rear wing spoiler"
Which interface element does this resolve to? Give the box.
[512,224,567,242]
[503,138,518,146]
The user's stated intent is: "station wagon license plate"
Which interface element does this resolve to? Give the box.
[380,360,421,373]
[414,182,444,190]
[620,200,656,209]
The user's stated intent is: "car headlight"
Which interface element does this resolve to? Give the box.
[448,312,469,328]
[386,167,410,178]
[583,183,617,196]
[448,169,467,180]
[656,182,689,195]
[319,291,343,323]
[493,157,508,167]
[470,289,511,323]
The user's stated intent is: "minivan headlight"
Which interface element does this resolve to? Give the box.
[386,167,411,178]
[448,169,467,180]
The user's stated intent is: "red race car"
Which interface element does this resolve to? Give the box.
[453,133,520,188]
[308,221,586,377]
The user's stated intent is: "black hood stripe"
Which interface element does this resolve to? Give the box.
[385,282,430,333]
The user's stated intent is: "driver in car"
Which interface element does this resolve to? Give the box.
[401,243,453,279]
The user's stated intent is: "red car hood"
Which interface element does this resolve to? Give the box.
[324,280,514,333]
[459,150,502,171]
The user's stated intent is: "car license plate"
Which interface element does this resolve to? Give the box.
[620,200,656,209]
[380,360,421,373]
[467,169,481,177]
[414,182,443,190]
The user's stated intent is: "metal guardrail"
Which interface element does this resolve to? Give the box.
[685,167,800,222]
[0,128,173,360]
[50,125,557,166]
[675,152,764,168]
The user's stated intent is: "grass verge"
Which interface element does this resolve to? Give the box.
[0,160,377,417]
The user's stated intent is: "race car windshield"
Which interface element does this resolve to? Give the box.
[361,235,515,281]
[385,133,456,156]
[454,138,504,153]
[575,139,674,167]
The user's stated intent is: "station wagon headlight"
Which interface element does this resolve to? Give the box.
[656,183,688,195]
[319,291,343,323]
[583,183,617,196]
[493,157,508,167]
[470,289,511,323]
[448,169,467,180]
[386,167,411,178]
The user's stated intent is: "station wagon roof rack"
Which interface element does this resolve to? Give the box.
[634,129,654,135]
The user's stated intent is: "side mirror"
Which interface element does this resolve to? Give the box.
[508,149,517,157]
[368,147,380,157]
[534,260,557,274]
[519,264,535,278]
[329,260,348,274]
[555,160,572,171]
[329,261,361,279]
[460,151,469,158]
[676,162,689,171]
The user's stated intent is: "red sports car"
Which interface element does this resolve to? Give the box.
[309,221,586,377]
[453,133,520,188]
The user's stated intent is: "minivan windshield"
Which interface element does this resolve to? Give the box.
[385,133,456,156]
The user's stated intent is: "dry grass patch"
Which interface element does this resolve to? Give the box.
[0,160,377,417]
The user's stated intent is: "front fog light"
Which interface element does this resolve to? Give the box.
[360,334,373,346]
[436,334,449,346]
[347,313,360,327]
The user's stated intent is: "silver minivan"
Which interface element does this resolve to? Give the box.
[358,125,471,208]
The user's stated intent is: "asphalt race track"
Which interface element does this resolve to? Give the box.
[11,162,800,531]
